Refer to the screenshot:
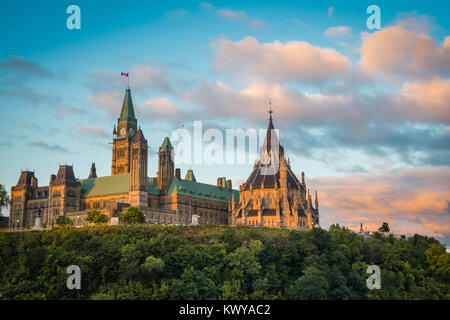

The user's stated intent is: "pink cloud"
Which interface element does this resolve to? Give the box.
[360,25,450,80]
[86,91,122,115]
[139,97,184,119]
[324,26,351,37]
[212,37,351,83]
[308,166,450,238]
[71,125,109,138]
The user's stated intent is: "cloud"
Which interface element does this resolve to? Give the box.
[131,64,173,93]
[86,91,122,115]
[27,141,69,153]
[395,77,450,122]
[55,106,85,118]
[139,97,185,119]
[216,9,246,21]
[360,25,450,80]
[308,166,450,238]
[214,9,264,30]
[71,125,109,138]
[167,9,188,19]
[324,26,351,37]
[199,2,213,10]
[0,55,55,78]
[212,37,351,83]
[328,6,335,17]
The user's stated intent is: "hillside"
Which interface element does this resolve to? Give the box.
[0,225,448,300]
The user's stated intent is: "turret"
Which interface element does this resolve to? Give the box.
[315,190,319,209]
[158,137,174,194]
[88,163,97,178]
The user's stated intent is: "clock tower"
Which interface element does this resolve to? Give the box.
[111,88,138,175]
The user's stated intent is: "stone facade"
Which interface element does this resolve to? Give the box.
[9,88,237,229]
[9,88,319,230]
[231,113,319,230]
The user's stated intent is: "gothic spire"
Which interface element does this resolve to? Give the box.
[118,88,137,125]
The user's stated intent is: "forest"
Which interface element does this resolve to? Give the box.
[0,224,448,300]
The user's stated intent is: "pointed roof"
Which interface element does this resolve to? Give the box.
[185,169,196,181]
[53,165,78,184]
[160,137,173,151]
[260,109,283,156]
[88,163,97,179]
[118,88,137,125]
[133,129,147,144]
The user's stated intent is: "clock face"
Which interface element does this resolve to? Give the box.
[129,128,134,137]
[120,128,126,136]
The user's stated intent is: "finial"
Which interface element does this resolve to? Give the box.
[268,97,273,121]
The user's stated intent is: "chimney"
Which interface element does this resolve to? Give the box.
[175,168,181,180]
[226,179,232,190]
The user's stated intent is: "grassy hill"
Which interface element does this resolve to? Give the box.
[0,224,448,300]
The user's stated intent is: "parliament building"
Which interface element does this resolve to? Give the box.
[9,88,319,230]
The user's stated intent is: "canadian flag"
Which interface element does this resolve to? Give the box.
[121,72,129,77]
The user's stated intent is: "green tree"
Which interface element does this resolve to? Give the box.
[0,184,9,216]
[425,243,450,282]
[167,266,217,299]
[286,266,329,300]
[55,215,73,226]
[120,207,145,224]
[86,210,108,224]
[379,222,390,233]
[142,255,165,281]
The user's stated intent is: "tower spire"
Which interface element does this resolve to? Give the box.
[268,98,273,121]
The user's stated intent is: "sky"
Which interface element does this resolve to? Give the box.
[0,1,449,245]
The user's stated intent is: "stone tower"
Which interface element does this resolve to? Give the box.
[9,171,35,228]
[111,88,138,175]
[48,165,82,223]
[157,137,174,194]
[129,128,148,207]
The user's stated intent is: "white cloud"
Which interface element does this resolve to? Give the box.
[216,9,246,21]
[324,26,351,37]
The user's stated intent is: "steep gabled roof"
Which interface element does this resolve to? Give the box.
[80,174,130,198]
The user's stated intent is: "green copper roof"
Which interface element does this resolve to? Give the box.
[80,174,130,198]
[185,169,196,181]
[118,89,137,125]
[160,137,173,151]
[167,177,239,203]
[147,178,159,195]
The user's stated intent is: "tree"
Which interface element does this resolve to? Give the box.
[143,256,165,275]
[86,210,108,224]
[55,215,73,226]
[286,266,329,300]
[0,184,9,216]
[379,222,390,233]
[120,207,145,224]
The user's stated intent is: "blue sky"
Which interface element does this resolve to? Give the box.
[0,1,449,244]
